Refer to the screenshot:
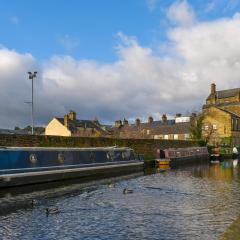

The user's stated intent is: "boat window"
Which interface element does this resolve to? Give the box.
[164,135,169,140]
[90,152,95,162]
[173,134,178,140]
[58,153,65,164]
[29,154,37,164]
[122,151,131,160]
[106,151,114,161]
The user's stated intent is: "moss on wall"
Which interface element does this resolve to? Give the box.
[0,134,201,160]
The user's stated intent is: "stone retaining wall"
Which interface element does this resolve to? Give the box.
[0,134,201,159]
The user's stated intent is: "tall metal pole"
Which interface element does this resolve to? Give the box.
[28,72,37,135]
[31,76,34,135]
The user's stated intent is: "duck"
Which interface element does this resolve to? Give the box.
[31,199,37,207]
[123,188,133,194]
[108,183,115,188]
[45,207,60,215]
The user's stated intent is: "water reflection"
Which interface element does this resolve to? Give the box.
[0,160,240,240]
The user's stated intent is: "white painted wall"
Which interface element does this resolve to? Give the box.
[175,117,190,123]
[45,118,71,136]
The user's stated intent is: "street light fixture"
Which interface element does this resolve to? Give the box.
[28,71,37,135]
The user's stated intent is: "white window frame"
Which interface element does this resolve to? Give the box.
[164,135,169,140]
[173,134,178,140]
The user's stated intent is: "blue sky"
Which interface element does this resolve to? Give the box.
[0,0,239,62]
[1,0,240,128]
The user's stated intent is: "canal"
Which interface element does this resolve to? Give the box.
[0,160,240,240]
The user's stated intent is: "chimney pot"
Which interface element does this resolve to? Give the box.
[68,110,76,121]
[162,114,167,123]
[115,120,122,128]
[135,118,141,126]
[123,118,128,125]
[148,116,154,124]
[211,83,216,94]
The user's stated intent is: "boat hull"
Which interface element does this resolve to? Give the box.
[156,147,209,167]
[0,147,143,187]
[0,162,143,188]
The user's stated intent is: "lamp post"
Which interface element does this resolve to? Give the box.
[28,71,37,135]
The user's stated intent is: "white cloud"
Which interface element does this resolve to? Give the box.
[59,35,79,51]
[167,0,196,27]
[1,12,240,128]
[0,48,39,127]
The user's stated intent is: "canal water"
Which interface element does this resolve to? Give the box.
[0,160,240,240]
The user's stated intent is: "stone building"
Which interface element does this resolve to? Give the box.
[45,111,111,137]
[202,84,240,145]
[113,114,193,140]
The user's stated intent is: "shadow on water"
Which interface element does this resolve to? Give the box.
[0,172,143,216]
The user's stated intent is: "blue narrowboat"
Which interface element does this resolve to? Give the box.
[0,146,143,188]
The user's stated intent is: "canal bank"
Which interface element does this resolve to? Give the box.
[220,215,240,240]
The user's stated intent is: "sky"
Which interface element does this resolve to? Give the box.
[0,0,240,128]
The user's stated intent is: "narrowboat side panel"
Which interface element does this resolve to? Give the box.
[156,147,209,166]
[0,148,137,175]
[0,147,143,187]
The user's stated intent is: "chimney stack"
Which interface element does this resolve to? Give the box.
[190,112,197,125]
[123,118,128,125]
[148,116,154,124]
[162,114,167,123]
[115,120,122,128]
[64,114,69,128]
[211,83,216,94]
[135,118,141,127]
[68,110,76,121]
[191,112,197,118]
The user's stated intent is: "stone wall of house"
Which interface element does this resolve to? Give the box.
[202,107,231,145]
[0,134,201,160]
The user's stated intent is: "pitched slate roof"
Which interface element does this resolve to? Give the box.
[55,118,110,134]
[118,120,190,136]
[207,88,240,100]
[140,120,175,128]
[217,108,240,118]
[151,122,191,135]
[117,119,176,132]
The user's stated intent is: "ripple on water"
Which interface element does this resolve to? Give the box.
[1,161,240,240]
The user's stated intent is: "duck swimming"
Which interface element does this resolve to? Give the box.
[108,183,115,188]
[31,199,37,207]
[123,188,133,194]
[45,207,60,215]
